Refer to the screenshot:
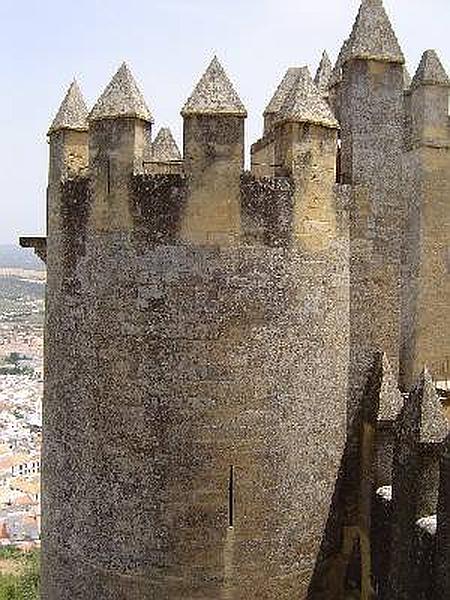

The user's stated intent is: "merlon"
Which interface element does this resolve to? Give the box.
[89,62,153,123]
[181,56,247,117]
[264,67,304,117]
[48,80,89,135]
[411,49,450,88]
[347,0,404,64]
[277,67,339,129]
[152,127,181,162]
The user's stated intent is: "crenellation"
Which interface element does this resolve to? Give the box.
[409,50,450,148]
[19,1,450,598]
[143,127,183,175]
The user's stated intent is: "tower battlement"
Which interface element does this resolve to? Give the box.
[19,1,450,598]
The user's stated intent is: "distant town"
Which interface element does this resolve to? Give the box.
[0,245,44,550]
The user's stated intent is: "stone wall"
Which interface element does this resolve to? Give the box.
[42,169,350,599]
[401,144,450,390]
[339,58,405,416]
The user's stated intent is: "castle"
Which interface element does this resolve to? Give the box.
[19,0,450,598]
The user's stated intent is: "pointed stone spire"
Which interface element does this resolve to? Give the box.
[182,56,247,117]
[151,127,181,162]
[411,50,450,89]
[417,368,449,444]
[328,39,350,88]
[89,63,153,122]
[314,51,333,95]
[264,67,304,117]
[48,80,89,135]
[364,352,403,423]
[277,67,339,129]
[347,0,404,64]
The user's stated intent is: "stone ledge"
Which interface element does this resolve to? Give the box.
[19,237,47,264]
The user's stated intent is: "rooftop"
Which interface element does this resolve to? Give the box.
[151,127,182,162]
[90,63,153,123]
[277,67,339,129]
[264,67,304,116]
[411,49,450,88]
[346,0,404,64]
[182,57,247,117]
[48,81,88,135]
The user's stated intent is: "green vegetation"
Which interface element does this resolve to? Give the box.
[0,547,40,600]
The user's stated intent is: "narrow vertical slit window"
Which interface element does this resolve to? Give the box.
[336,134,342,184]
[228,465,234,528]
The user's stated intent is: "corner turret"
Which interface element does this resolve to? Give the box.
[47,80,89,242]
[401,51,450,390]
[338,0,405,411]
[48,80,89,135]
[273,67,339,250]
[409,50,450,145]
[181,57,246,245]
[251,67,302,177]
[263,67,303,134]
[88,63,153,232]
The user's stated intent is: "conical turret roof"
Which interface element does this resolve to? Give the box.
[48,80,89,135]
[90,63,153,122]
[264,67,304,116]
[314,51,333,95]
[152,127,181,162]
[182,57,247,117]
[411,50,450,89]
[277,67,339,129]
[347,0,404,64]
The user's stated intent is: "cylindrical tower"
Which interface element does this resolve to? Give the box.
[42,58,349,600]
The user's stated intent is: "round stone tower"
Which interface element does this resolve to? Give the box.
[41,58,349,600]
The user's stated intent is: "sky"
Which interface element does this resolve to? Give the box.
[0,0,449,244]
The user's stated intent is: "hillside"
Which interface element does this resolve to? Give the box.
[0,246,44,271]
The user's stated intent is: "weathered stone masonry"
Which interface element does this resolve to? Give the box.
[19,1,450,599]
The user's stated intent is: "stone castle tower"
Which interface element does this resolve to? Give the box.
[20,0,450,598]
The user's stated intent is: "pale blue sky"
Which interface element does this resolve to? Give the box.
[0,0,449,243]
